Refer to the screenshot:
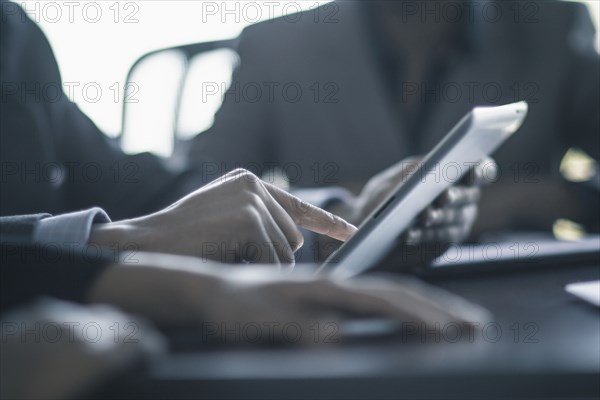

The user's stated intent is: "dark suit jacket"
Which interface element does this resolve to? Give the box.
[0,1,199,220]
[189,0,600,232]
[0,215,110,312]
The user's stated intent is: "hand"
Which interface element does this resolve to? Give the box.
[404,157,497,245]
[87,253,491,344]
[90,169,357,266]
[335,157,497,245]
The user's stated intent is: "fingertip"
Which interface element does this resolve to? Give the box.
[336,218,358,242]
[290,238,304,253]
[346,223,358,240]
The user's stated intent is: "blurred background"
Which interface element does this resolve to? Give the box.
[24,0,332,154]
[25,0,599,156]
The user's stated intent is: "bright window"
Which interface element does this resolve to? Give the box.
[20,0,600,152]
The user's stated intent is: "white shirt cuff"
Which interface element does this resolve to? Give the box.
[33,208,111,245]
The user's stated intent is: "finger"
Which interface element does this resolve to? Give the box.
[462,157,498,186]
[403,228,423,245]
[437,186,480,207]
[220,169,305,252]
[421,203,478,228]
[420,207,458,228]
[242,222,284,266]
[345,276,493,326]
[251,202,294,265]
[253,182,305,252]
[286,278,482,328]
[263,182,358,242]
[205,168,248,188]
[221,167,256,182]
[269,279,417,322]
[460,203,478,229]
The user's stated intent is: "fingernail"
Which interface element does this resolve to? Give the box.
[347,224,358,235]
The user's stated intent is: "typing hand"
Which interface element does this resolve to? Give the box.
[90,169,357,267]
[87,253,491,344]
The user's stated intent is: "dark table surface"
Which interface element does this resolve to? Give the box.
[124,262,599,400]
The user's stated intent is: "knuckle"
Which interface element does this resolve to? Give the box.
[242,204,263,225]
[231,169,260,187]
[242,170,260,184]
[230,167,249,175]
[297,199,311,214]
[246,192,264,209]
[227,168,248,181]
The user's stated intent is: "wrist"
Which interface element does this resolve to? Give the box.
[89,221,139,248]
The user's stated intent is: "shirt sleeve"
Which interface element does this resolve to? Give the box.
[32,208,111,246]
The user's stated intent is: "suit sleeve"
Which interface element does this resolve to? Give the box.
[0,213,113,313]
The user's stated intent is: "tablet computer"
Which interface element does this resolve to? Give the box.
[318,101,529,279]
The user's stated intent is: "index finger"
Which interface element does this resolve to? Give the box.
[263,182,358,242]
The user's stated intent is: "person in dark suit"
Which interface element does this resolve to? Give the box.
[188,0,600,236]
